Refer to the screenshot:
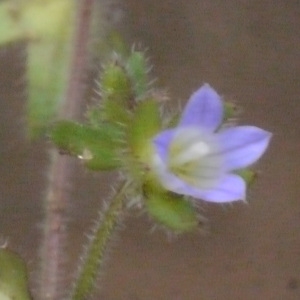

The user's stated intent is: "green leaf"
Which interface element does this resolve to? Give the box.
[26,0,74,138]
[50,120,123,170]
[0,248,32,300]
[27,38,71,138]
[144,185,198,233]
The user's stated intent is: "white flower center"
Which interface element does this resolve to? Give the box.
[169,128,223,189]
[174,141,210,165]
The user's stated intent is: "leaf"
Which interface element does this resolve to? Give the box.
[26,0,74,138]
[50,120,123,170]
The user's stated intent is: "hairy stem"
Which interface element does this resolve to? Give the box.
[39,0,95,299]
[71,180,128,300]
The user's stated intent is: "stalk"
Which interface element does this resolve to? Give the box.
[39,0,95,299]
[71,180,128,300]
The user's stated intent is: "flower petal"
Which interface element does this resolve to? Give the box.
[196,174,246,202]
[179,84,223,132]
[153,129,175,162]
[163,174,246,203]
[154,159,246,203]
[215,126,272,171]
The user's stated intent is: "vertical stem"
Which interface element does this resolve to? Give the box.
[62,0,95,119]
[71,181,128,300]
[39,0,95,299]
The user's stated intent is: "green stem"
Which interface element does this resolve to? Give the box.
[71,180,129,300]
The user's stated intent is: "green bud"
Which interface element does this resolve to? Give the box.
[0,248,32,300]
[50,120,122,170]
[144,185,199,233]
[100,62,132,124]
[127,99,161,163]
[126,51,149,100]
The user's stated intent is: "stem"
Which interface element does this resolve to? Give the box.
[39,0,94,299]
[39,151,71,300]
[63,0,95,119]
[71,180,129,300]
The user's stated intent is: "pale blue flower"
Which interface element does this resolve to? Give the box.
[152,84,272,203]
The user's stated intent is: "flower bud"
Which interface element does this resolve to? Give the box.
[126,51,149,100]
[100,62,132,124]
[127,99,161,163]
[0,248,31,299]
[144,184,199,233]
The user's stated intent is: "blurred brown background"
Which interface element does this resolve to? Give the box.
[0,1,299,299]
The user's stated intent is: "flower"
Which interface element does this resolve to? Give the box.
[152,84,272,203]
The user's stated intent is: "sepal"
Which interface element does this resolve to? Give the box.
[144,184,199,233]
[127,99,161,162]
[100,62,132,124]
[223,102,238,123]
[236,169,257,186]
